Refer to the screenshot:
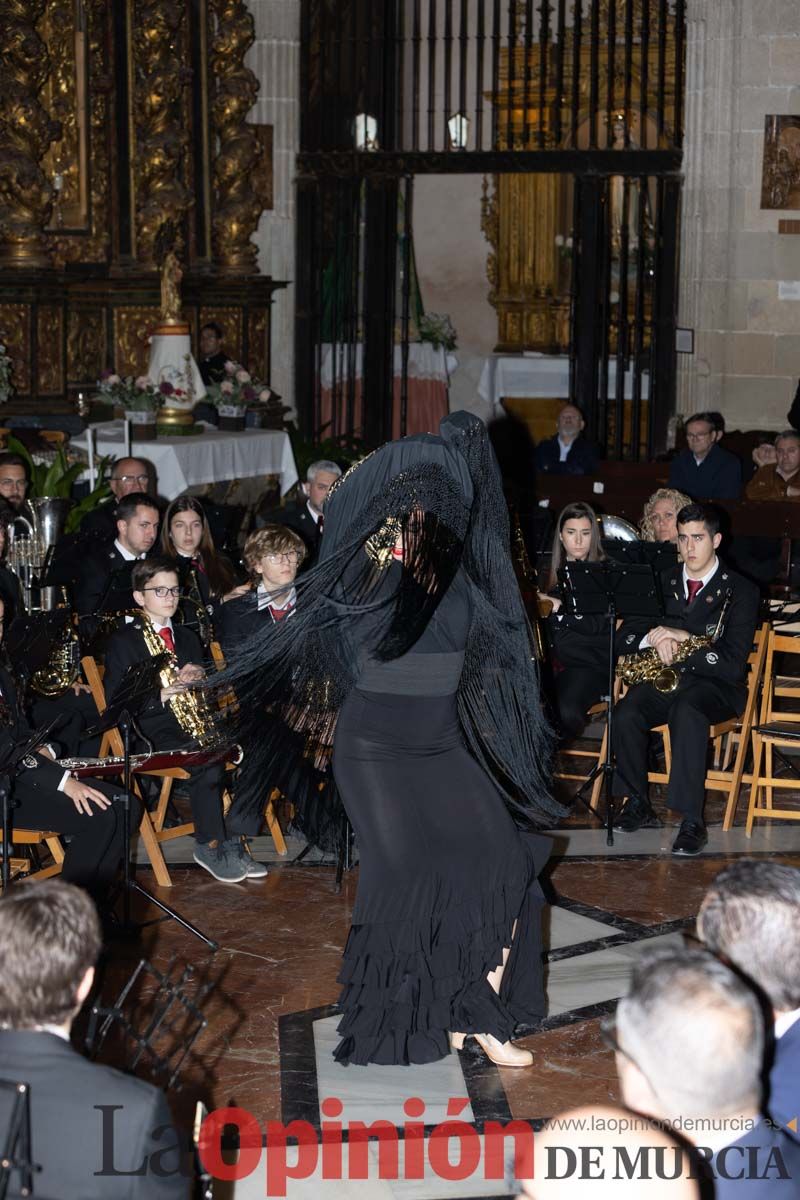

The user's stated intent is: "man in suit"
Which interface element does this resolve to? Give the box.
[668,411,742,499]
[0,595,136,900]
[74,493,160,639]
[103,557,266,884]
[612,502,759,854]
[534,403,600,476]
[698,861,800,1143]
[0,881,188,1198]
[79,457,153,541]
[257,459,341,567]
[614,947,800,1199]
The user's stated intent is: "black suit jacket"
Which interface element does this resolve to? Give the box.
[617,561,760,704]
[0,666,65,796]
[79,498,118,541]
[103,620,204,732]
[74,545,141,643]
[668,442,742,499]
[218,589,270,650]
[0,1029,188,1199]
[770,1018,800,1142]
[710,1119,800,1199]
[259,499,321,566]
[534,434,599,476]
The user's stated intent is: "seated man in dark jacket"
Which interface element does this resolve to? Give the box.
[256,459,341,567]
[534,403,600,476]
[668,411,742,499]
[0,881,187,1199]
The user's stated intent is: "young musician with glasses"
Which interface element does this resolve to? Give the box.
[103,556,267,883]
[218,525,305,649]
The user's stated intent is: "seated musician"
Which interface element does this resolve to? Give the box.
[74,493,160,638]
[538,502,609,740]
[159,495,239,649]
[0,597,138,904]
[103,557,267,885]
[218,525,303,651]
[612,502,759,855]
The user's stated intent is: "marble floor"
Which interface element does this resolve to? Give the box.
[93,769,800,1200]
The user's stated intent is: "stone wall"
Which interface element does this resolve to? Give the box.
[678,0,800,432]
[245,0,300,413]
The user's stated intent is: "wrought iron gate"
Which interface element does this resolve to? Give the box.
[297,0,685,458]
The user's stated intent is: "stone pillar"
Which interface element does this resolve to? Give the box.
[245,0,300,412]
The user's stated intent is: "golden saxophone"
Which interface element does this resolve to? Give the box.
[30,588,82,698]
[140,613,218,744]
[616,590,732,694]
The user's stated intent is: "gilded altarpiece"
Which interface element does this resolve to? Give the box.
[482,5,677,354]
[0,0,282,408]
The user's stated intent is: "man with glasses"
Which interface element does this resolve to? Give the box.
[668,412,742,500]
[103,556,264,883]
[610,947,800,1198]
[79,456,152,541]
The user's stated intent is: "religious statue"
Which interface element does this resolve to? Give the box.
[159,250,183,323]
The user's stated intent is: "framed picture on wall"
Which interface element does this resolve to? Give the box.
[760,115,800,210]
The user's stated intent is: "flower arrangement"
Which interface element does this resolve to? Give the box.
[0,342,13,404]
[96,372,163,413]
[418,312,457,352]
[204,360,270,411]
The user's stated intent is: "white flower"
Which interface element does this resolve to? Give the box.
[259,388,272,402]
[135,375,150,390]
[224,360,237,375]
[107,373,121,385]
[555,234,564,247]
[235,369,250,384]
[220,380,234,395]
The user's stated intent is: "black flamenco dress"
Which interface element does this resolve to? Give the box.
[332,567,550,1066]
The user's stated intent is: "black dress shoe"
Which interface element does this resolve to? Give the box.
[671,820,708,856]
[613,796,663,833]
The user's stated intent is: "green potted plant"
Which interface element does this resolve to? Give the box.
[96,372,162,440]
[6,436,111,534]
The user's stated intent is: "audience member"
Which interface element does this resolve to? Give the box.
[197,321,228,385]
[745,432,800,502]
[614,947,800,1198]
[516,1103,699,1199]
[639,488,693,545]
[535,404,600,476]
[668,412,742,499]
[258,459,341,566]
[698,860,800,1142]
[79,457,152,540]
[0,881,187,1198]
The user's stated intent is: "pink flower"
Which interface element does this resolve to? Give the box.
[259,388,272,402]
[220,380,234,395]
[235,369,250,384]
[107,373,121,386]
[224,360,237,375]
[135,375,150,390]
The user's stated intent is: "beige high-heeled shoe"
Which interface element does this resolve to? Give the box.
[450,1031,533,1067]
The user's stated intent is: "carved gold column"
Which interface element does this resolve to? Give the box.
[209,0,269,275]
[0,0,58,266]
[132,0,193,266]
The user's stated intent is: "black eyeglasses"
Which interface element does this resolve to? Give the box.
[142,586,181,598]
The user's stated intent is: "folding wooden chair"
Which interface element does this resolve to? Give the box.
[82,655,192,887]
[645,623,769,830]
[0,828,65,884]
[209,640,287,855]
[745,630,800,835]
[554,680,621,811]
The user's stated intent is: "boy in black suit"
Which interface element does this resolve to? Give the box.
[218,524,304,651]
[103,557,265,884]
[0,596,135,899]
[612,502,759,855]
[0,881,187,1198]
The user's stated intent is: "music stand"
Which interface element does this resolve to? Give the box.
[0,1079,37,1199]
[87,659,218,951]
[558,560,663,845]
[4,615,59,708]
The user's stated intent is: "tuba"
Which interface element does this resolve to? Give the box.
[139,613,219,744]
[617,590,732,694]
[6,497,72,611]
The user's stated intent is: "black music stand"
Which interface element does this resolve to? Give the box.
[87,659,218,951]
[558,559,663,845]
[0,1079,37,1199]
[4,615,59,708]
[0,719,60,895]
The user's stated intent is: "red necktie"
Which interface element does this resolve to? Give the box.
[686,579,703,606]
[158,626,175,653]
[268,603,294,622]
[191,557,207,576]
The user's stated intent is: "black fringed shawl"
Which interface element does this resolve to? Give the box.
[217,412,565,833]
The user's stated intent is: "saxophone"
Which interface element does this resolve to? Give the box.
[140,614,219,744]
[616,590,732,694]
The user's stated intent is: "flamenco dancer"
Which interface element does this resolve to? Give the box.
[224,412,564,1067]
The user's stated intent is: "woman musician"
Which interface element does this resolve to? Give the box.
[538,502,609,741]
[160,496,239,648]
